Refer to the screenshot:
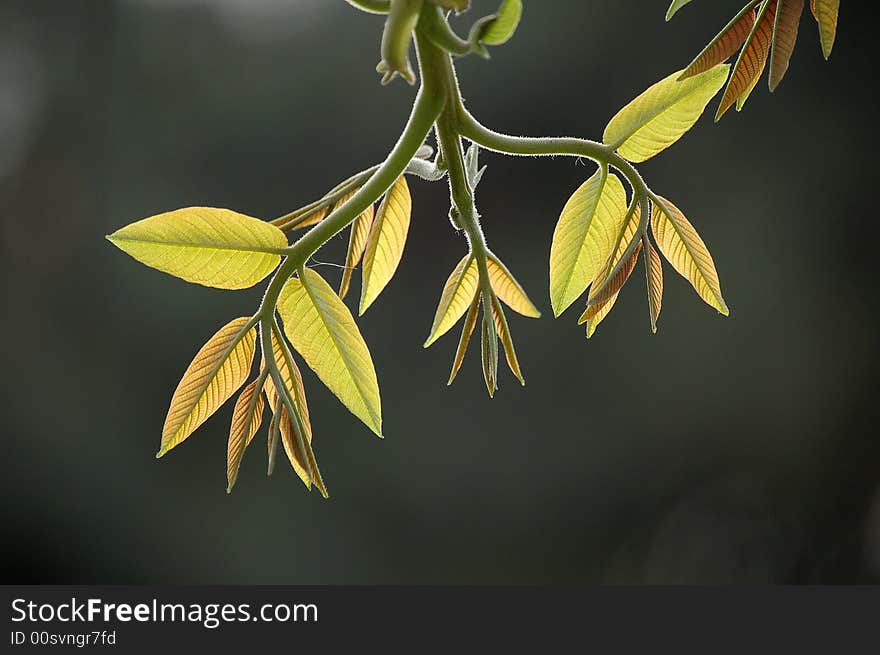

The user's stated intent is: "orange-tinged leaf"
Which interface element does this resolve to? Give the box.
[264,329,311,436]
[579,248,640,338]
[226,377,266,492]
[448,294,480,385]
[360,176,412,315]
[158,317,257,457]
[424,256,479,347]
[296,206,328,229]
[487,256,541,318]
[491,297,524,385]
[587,205,642,306]
[338,194,375,299]
[769,0,805,91]
[279,405,328,497]
[813,0,839,58]
[717,1,777,120]
[645,238,664,333]
[651,196,728,315]
[680,2,758,79]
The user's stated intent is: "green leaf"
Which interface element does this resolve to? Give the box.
[812,0,839,59]
[107,207,287,289]
[666,0,695,21]
[479,0,522,46]
[603,64,729,163]
[278,268,382,437]
[549,168,628,317]
[424,255,479,347]
[429,0,470,12]
[159,317,257,457]
[360,176,412,315]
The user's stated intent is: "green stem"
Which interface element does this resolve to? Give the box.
[345,0,391,14]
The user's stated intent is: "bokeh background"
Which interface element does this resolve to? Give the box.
[2,0,878,584]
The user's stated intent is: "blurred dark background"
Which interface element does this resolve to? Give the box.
[2,0,877,584]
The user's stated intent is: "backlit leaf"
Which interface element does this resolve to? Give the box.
[279,405,327,497]
[604,64,729,162]
[360,176,412,315]
[645,238,664,333]
[107,207,286,289]
[158,317,257,457]
[479,0,523,46]
[813,0,839,58]
[717,1,776,120]
[487,256,541,318]
[651,196,729,315]
[666,0,695,21]
[549,168,628,316]
[679,3,757,79]
[769,0,805,91]
[338,194,376,299]
[226,377,266,492]
[491,297,524,385]
[448,295,480,385]
[580,249,640,339]
[424,255,479,347]
[296,206,328,229]
[278,268,382,436]
[264,329,311,434]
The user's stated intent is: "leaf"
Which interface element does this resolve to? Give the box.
[491,297,524,385]
[296,206,328,229]
[580,249,640,339]
[448,294,480,385]
[338,195,376,299]
[424,256,479,347]
[769,0,805,91]
[226,377,266,492]
[679,3,758,79]
[479,0,523,46]
[604,64,729,162]
[813,0,839,59]
[716,1,776,120]
[360,176,412,315]
[107,207,287,289]
[279,405,328,498]
[487,256,541,318]
[651,196,729,315]
[158,317,257,457]
[264,329,311,435]
[278,268,382,436]
[666,0,695,21]
[480,312,498,398]
[549,168,628,316]
[645,238,664,333]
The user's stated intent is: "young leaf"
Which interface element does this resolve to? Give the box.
[651,196,729,315]
[279,405,328,498]
[107,207,287,289]
[480,311,498,398]
[479,0,523,46]
[448,294,480,385]
[580,249,640,339]
[549,168,628,317]
[679,3,758,79]
[424,255,479,347]
[666,0,695,21]
[769,0,805,91]
[296,206,328,229]
[264,329,311,434]
[487,256,541,318]
[338,195,376,299]
[360,176,412,315]
[812,0,839,59]
[278,268,382,436]
[226,377,266,493]
[491,297,524,385]
[645,237,664,333]
[158,317,257,457]
[717,1,776,120]
[604,65,729,163]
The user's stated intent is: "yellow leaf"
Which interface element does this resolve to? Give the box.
[603,65,729,163]
[278,268,382,436]
[813,0,839,59]
[107,207,287,289]
[679,3,757,79]
[579,249,640,339]
[651,196,729,315]
[296,206,328,229]
[263,329,311,436]
[645,238,664,333]
[717,1,775,119]
[159,317,257,457]
[279,405,328,497]
[487,256,541,318]
[424,256,479,347]
[587,205,642,306]
[769,0,805,91]
[448,295,480,386]
[360,176,412,315]
[226,377,265,493]
[338,195,376,299]
[491,297,524,385]
[549,169,628,317]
